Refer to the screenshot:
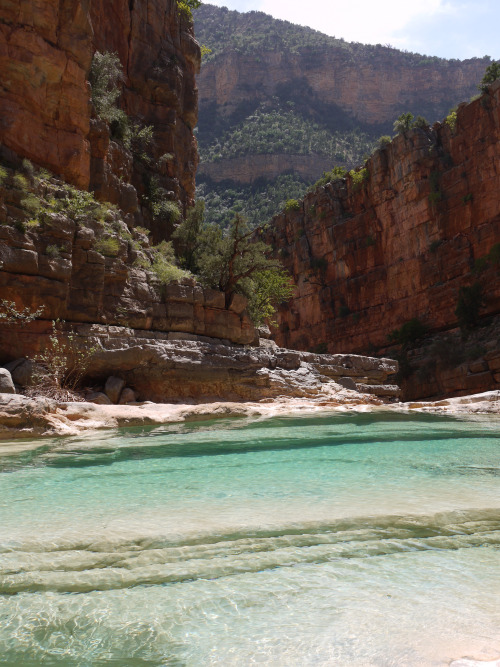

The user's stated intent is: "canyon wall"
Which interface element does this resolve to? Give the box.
[199,47,487,132]
[0,0,200,226]
[195,4,489,186]
[266,83,500,399]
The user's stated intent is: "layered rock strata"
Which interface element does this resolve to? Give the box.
[0,169,256,353]
[266,84,500,399]
[0,0,200,225]
[1,325,398,404]
[195,4,489,186]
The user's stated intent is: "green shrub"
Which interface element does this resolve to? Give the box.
[445,109,457,133]
[0,166,7,184]
[21,159,35,179]
[150,241,190,284]
[89,51,129,140]
[176,0,201,20]
[0,300,44,325]
[152,199,181,223]
[20,194,41,215]
[412,115,429,129]
[311,166,347,189]
[13,173,29,190]
[377,135,392,148]
[46,244,61,258]
[94,236,120,257]
[393,112,414,135]
[349,167,368,189]
[284,199,301,212]
[478,61,500,94]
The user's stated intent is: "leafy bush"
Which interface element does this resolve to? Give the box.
[311,166,347,190]
[0,166,7,184]
[393,112,414,134]
[94,236,120,257]
[19,194,41,215]
[176,0,201,20]
[146,176,182,224]
[377,135,392,148]
[445,109,457,132]
[151,240,190,284]
[349,167,368,189]
[478,61,500,94]
[13,173,29,190]
[284,199,301,212]
[413,115,429,129]
[29,321,98,400]
[89,52,129,134]
[245,268,294,326]
[0,300,44,325]
[46,244,61,258]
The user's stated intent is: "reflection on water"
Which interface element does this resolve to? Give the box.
[0,412,499,665]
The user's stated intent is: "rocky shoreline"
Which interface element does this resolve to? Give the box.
[1,389,499,441]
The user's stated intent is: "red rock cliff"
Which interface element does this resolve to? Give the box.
[0,0,200,225]
[266,83,500,398]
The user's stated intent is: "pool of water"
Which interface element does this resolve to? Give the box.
[0,411,499,666]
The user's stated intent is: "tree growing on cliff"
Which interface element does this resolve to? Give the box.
[89,52,125,125]
[479,61,500,94]
[393,112,414,135]
[176,0,202,20]
[174,209,294,324]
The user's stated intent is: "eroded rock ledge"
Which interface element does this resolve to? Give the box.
[0,331,400,438]
[82,329,399,402]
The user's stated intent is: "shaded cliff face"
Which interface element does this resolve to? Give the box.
[0,0,200,224]
[266,83,500,399]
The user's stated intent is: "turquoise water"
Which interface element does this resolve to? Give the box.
[0,412,499,666]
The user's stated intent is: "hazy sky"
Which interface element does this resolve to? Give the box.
[206,0,499,60]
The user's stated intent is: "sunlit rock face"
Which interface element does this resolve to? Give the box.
[266,83,500,400]
[0,0,200,217]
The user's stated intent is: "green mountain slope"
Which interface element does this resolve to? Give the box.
[193,4,489,228]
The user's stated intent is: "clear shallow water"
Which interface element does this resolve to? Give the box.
[0,412,499,666]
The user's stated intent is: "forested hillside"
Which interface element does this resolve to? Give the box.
[193,4,489,227]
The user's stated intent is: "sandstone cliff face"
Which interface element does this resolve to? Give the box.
[0,164,256,362]
[0,0,200,223]
[199,48,487,132]
[266,83,500,399]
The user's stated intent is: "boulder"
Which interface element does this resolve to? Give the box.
[86,392,113,405]
[118,387,137,404]
[5,358,41,387]
[105,376,125,403]
[0,368,15,394]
